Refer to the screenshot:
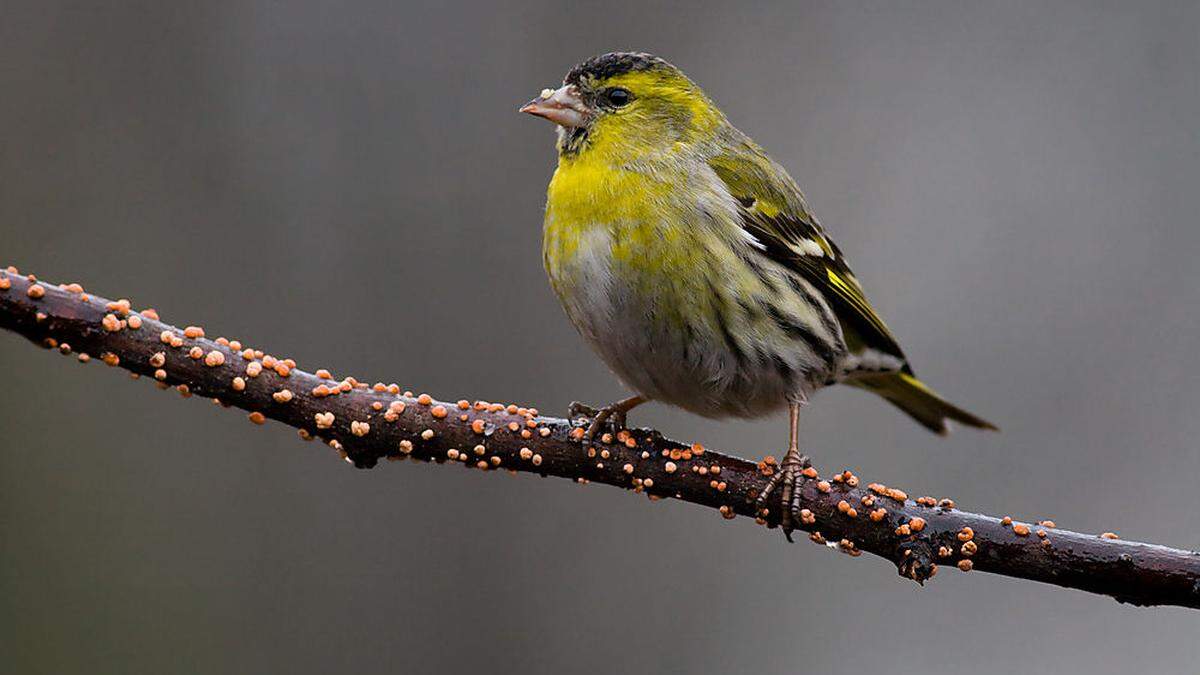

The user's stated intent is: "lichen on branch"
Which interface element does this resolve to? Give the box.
[2,265,1199,610]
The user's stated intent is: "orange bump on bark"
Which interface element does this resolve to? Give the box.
[248,412,266,425]
[817,481,831,493]
[351,421,370,437]
[869,508,886,522]
[1100,532,1120,540]
[273,389,293,403]
[246,361,263,377]
[431,405,448,419]
[1013,523,1030,537]
[909,517,926,532]
[417,393,433,405]
[232,377,246,392]
[204,350,225,367]
[958,527,975,542]
[183,326,204,339]
[27,284,45,298]
[957,559,974,572]
[471,419,487,434]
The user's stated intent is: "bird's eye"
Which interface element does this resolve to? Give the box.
[605,88,631,107]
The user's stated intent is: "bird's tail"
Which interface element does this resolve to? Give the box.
[846,371,997,435]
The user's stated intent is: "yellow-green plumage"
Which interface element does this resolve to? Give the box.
[534,52,994,434]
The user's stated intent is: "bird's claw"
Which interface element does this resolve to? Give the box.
[754,452,811,541]
[568,401,601,421]
[568,401,629,450]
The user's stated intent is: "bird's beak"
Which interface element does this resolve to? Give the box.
[519,85,590,128]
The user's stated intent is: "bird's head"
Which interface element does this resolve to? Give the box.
[520,52,725,161]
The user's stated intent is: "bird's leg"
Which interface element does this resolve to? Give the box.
[569,395,647,449]
[755,400,811,542]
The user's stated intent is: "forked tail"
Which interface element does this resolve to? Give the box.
[847,371,997,435]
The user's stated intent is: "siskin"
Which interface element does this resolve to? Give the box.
[522,52,995,537]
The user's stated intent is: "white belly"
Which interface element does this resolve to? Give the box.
[548,225,843,418]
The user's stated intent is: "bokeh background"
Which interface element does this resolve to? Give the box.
[3,1,1198,673]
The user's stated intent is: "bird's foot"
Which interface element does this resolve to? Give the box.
[568,401,602,422]
[754,450,812,542]
[568,396,645,450]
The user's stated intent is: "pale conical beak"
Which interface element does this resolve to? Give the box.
[519,85,590,128]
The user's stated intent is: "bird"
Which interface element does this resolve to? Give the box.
[521,52,995,538]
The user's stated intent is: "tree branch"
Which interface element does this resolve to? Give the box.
[3,266,1198,610]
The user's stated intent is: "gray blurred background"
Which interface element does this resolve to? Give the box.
[2,1,1198,673]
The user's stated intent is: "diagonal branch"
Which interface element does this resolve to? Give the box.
[2,265,1198,609]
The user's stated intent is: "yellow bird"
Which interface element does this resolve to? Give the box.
[522,52,995,537]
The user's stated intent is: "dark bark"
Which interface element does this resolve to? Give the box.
[3,267,1199,610]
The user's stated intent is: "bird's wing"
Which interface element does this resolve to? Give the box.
[708,143,911,371]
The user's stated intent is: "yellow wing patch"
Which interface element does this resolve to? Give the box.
[825,268,896,344]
